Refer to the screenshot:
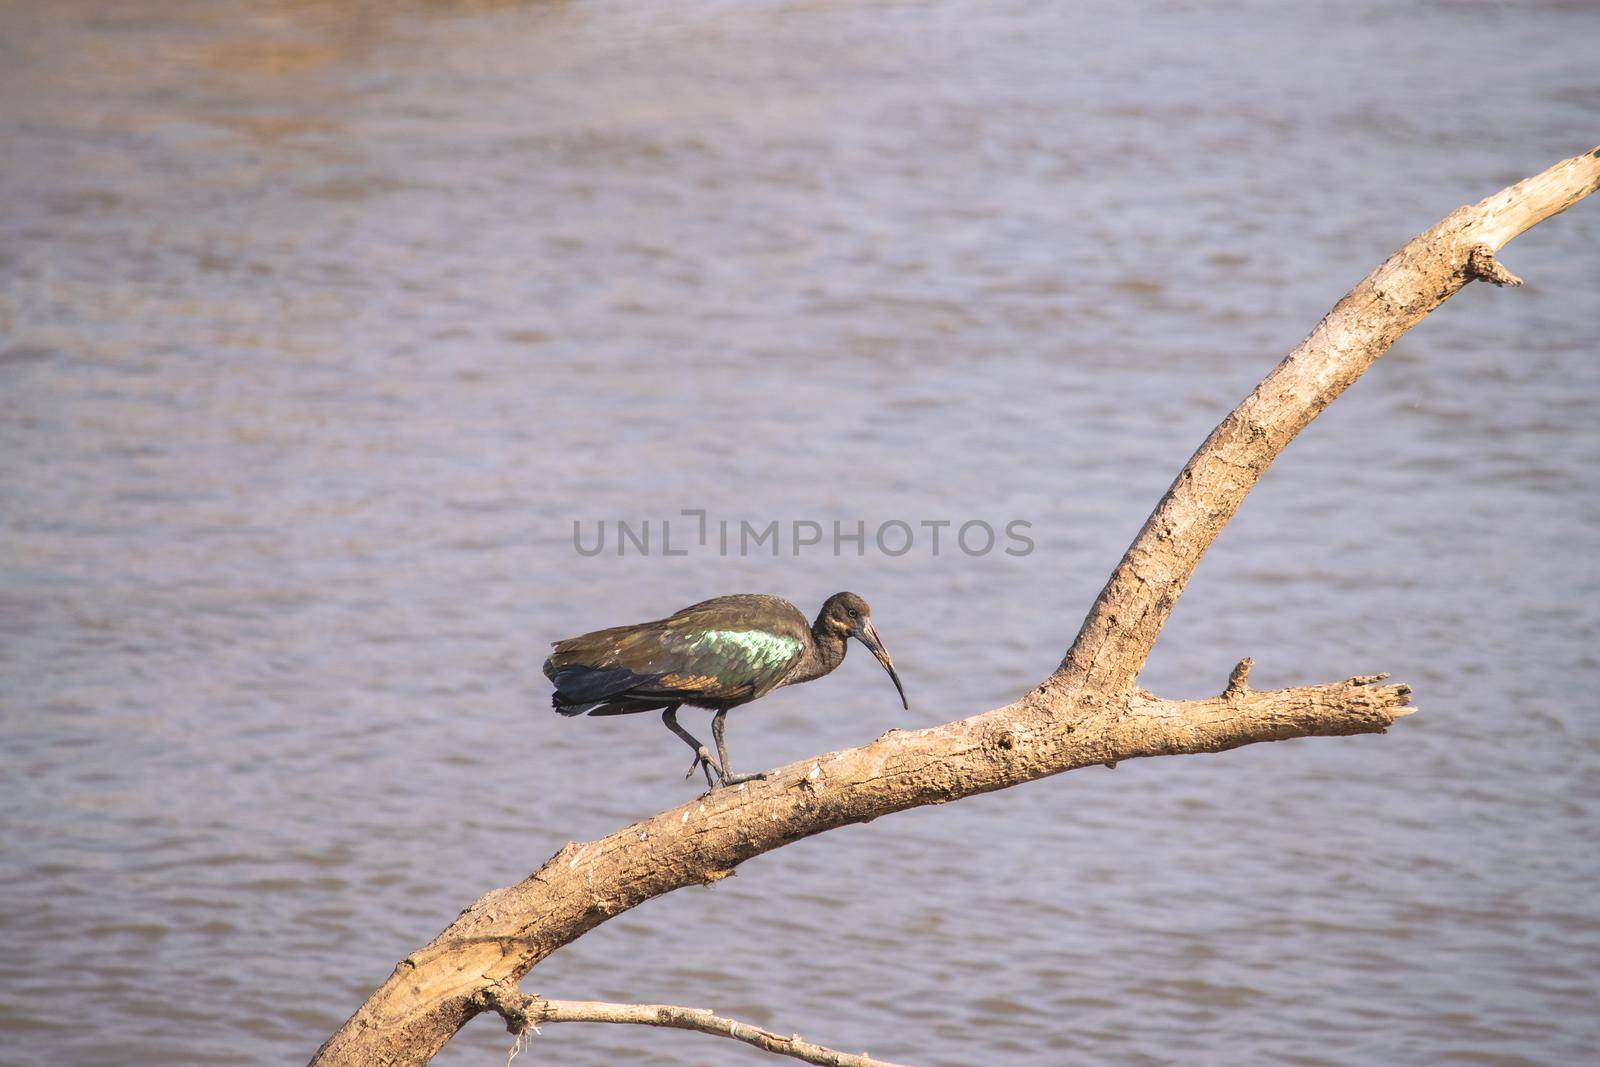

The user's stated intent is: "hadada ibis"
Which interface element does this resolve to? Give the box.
[544,592,907,788]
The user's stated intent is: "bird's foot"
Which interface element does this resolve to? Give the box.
[684,746,723,789]
[718,770,767,787]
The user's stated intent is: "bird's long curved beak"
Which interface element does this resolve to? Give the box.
[857,620,908,710]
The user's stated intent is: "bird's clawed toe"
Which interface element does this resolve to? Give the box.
[685,746,723,788]
[719,770,767,786]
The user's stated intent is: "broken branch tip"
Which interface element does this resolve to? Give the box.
[1467,244,1524,287]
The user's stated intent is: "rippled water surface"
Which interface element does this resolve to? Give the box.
[3,2,1598,1065]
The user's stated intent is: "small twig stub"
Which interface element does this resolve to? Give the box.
[1468,244,1524,287]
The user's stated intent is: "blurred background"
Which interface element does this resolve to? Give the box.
[2,2,1597,1065]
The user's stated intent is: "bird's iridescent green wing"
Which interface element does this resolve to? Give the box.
[650,594,808,697]
[655,626,804,699]
[547,595,808,705]
[618,620,802,702]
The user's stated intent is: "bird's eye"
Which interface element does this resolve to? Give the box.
[847,609,858,618]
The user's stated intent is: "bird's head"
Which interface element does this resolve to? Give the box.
[819,591,908,710]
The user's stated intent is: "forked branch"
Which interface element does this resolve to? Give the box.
[309,145,1600,1067]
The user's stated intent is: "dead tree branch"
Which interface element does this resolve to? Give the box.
[476,982,911,1067]
[309,145,1600,1067]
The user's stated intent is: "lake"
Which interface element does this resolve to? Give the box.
[1,1,1597,1064]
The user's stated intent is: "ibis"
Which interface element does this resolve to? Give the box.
[544,592,907,788]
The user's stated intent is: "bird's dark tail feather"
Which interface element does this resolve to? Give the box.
[552,694,665,717]
[548,664,665,716]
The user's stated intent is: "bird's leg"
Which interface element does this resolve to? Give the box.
[662,706,721,789]
[712,708,766,786]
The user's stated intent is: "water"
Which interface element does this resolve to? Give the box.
[2,2,1597,1064]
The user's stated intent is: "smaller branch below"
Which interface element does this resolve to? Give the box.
[476,984,913,1067]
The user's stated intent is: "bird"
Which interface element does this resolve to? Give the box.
[544,592,907,788]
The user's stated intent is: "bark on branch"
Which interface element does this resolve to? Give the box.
[309,145,1600,1067]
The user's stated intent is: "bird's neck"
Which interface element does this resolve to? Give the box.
[791,621,847,685]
